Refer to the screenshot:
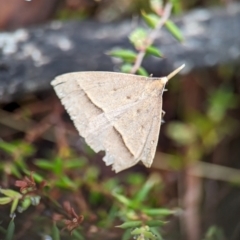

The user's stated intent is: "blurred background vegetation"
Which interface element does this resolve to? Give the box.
[0,0,240,240]
[0,0,229,29]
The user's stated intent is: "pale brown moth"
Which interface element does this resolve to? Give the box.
[51,65,184,172]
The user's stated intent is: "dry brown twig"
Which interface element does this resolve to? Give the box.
[53,201,84,235]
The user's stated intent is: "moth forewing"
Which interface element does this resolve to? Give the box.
[51,65,184,172]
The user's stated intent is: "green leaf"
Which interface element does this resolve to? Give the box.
[56,176,77,189]
[0,141,34,157]
[126,173,145,185]
[85,166,100,181]
[169,0,183,14]
[108,49,137,62]
[131,226,158,239]
[131,225,150,233]
[0,141,16,154]
[141,12,160,29]
[10,199,19,215]
[122,229,132,240]
[112,192,132,207]
[165,20,184,42]
[145,220,166,227]
[32,172,44,183]
[22,170,44,183]
[18,197,31,212]
[207,87,237,122]
[14,158,28,172]
[146,46,163,58]
[54,157,64,175]
[35,159,54,170]
[143,208,175,216]
[72,230,85,240]
[5,219,15,240]
[121,64,133,73]
[137,67,149,76]
[0,197,12,205]
[0,189,22,198]
[166,122,197,145]
[103,179,119,191]
[116,221,142,229]
[10,166,22,179]
[18,142,35,157]
[134,174,160,203]
[65,158,87,169]
[52,223,60,240]
[203,225,225,240]
[89,191,103,205]
[129,28,147,49]
[150,227,164,240]
[150,0,163,14]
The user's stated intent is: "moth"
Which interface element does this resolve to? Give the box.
[51,65,184,172]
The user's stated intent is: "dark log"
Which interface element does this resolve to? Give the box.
[0,3,240,103]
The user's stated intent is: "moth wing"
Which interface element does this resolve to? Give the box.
[92,95,163,172]
[76,72,150,111]
[51,72,164,172]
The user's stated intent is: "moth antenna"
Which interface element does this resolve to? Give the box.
[167,64,185,80]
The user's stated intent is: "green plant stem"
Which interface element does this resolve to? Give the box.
[130,3,172,74]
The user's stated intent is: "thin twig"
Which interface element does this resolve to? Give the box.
[183,168,201,240]
[153,152,240,183]
[0,109,77,143]
[130,3,172,74]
